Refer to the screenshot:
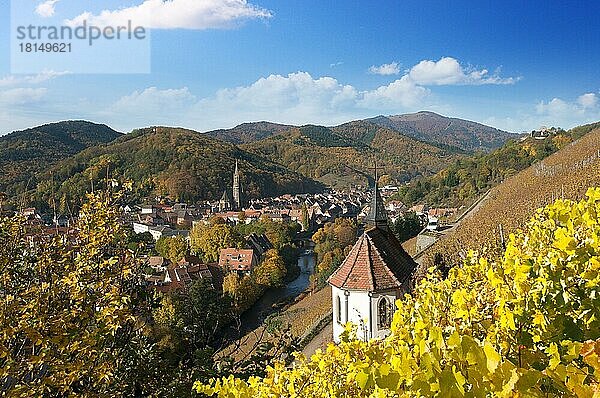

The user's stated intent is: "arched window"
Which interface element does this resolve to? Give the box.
[378,297,391,329]
[336,295,342,323]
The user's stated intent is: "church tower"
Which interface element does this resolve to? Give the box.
[328,165,417,343]
[232,160,242,210]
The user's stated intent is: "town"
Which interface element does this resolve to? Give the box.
[11,161,460,299]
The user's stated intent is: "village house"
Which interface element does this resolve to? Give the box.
[147,255,219,293]
[218,248,257,275]
[147,256,169,273]
[245,233,273,259]
[132,222,189,241]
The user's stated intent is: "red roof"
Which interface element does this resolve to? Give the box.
[218,248,255,272]
[328,227,416,292]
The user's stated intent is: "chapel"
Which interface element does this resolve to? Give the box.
[328,175,417,342]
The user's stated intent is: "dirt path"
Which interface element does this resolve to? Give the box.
[301,321,333,358]
[413,190,491,264]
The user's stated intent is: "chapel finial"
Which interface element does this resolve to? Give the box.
[366,161,388,230]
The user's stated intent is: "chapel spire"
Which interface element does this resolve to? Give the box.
[365,161,389,231]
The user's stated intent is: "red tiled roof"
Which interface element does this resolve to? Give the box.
[328,226,416,292]
[218,248,255,272]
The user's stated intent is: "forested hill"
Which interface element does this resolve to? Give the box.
[426,121,600,267]
[205,122,291,144]
[0,113,521,208]
[28,127,324,211]
[368,111,513,152]
[0,121,122,196]
[391,127,582,208]
[241,122,463,189]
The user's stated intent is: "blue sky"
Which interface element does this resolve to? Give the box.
[0,0,599,135]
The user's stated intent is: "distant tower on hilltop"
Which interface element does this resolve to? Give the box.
[232,160,243,210]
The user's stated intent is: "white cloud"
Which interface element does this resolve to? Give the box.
[0,71,72,133]
[192,72,364,127]
[369,62,401,76]
[0,88,47,105]
[35,0,59,18]
[536,98,572,115]
[0,71,69,87]
[408,57,518,85]
[536,93,598,115]
[113,87,196,113]
[195,71,433,126]
[65,0,272,30]
[210,72,358,110]
[0,57,522,133]
[107,60,518,131]
[0,71,67,108]
[108,71,434,131]
[485,91,600,132]
[360,76,429,108]
[577,93,598,109]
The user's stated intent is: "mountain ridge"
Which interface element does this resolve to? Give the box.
[368,111,513,151]
[203,111,514,152]
[240,122,461,189]
[205,121,292,144]
[0,120,122,196]
[0,113,519,207]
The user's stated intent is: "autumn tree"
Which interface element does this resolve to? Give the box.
[228,275,264,313]
[0,192,154,397]
[312,218,357,289]
[222,273,240,298]
[155,235,189,262]
[254,249,287,288]
[197,188,600,397]
[391,211,424,242]
[259,217,300,250]
[0,192,7,212]
[151,279,236,396]
[190,223,241,262]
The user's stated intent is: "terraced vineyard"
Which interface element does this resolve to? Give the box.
[424,125,600,268]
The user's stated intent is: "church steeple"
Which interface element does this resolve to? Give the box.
[365,162,389,231]
[232,160,241,210]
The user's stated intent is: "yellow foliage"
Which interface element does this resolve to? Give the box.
[0,192,149,397]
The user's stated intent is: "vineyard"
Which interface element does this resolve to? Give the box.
[424,126,600,268]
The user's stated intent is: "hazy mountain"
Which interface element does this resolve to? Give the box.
[204,112,513,152]
[368,111,513,151]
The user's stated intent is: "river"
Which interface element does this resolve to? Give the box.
[240,251,315,332]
